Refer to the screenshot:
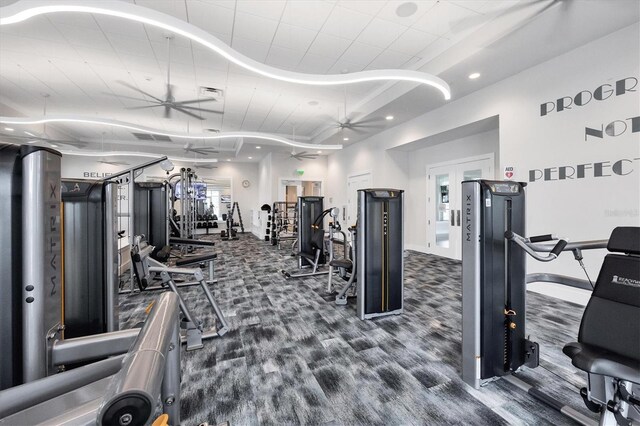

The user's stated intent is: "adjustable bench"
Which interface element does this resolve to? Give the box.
[175,253,218,284]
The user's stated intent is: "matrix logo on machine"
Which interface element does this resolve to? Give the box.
[612,275,640,288]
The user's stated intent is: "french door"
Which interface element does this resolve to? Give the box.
[427,157,492,260]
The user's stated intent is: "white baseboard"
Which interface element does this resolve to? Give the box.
[526,282,590,306]
[405,244,429,254]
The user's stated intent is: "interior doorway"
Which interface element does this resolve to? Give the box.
[426,155,493,260]
[279,179,323,202]
[346,172,372,226]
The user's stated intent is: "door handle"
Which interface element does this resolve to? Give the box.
[450,209,455,226]
[456,210,461,227]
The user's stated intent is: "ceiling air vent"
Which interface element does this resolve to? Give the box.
[199,87,224,99]
[132,132,154,141]
[153,134,172,142]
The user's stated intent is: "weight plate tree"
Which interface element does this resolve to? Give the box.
[357,189,404,320]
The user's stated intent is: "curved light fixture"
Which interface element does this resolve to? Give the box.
[0,0,451,100]
[58,150,220,163]
[0,116,343,150]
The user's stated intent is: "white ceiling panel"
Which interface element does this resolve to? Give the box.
[231,36,271,63]
[337,0,386,17]
[152,42,194,65]
[0,34,79,61]
[144,24,192,48]
[413,1,478,36]
[119,53,162,75]
[52,24,113,50]
[387,27,439,56]
[322,5,374,40]
[94,15,148,39]
[108,33,155,58]
[192,47,230,71]
[134,0,188,21]
[337,41,384,69]
[306,32,353,60]
[265,45,306,70]
[233,12,279,43]
[45,12,99,30]
[365,49,413,70]
[296,53,335,74]
[186,1,235,36]
[236,0,287,21]
[280,0,335,31]
[272,23,318,53]
[356,17,408,49]
[0,16,68,44]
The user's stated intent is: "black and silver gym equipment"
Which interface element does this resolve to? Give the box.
[355,189,404,320]
[131,236,229,351]
[61,179,119,338]
[461,179,637,426]
[281,196,329,279]
[0,144,182,425]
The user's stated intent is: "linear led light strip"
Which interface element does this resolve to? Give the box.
[0,0,451,100]
[0,116,343,150]
[60,150,220,163]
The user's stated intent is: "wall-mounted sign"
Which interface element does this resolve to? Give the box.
[504,166,515,180]
[82,171,112,178]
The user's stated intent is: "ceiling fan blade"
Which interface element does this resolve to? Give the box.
[173,98,218,106]
[100,92,156,103]
[55,140,89,148]
[171,105,205,120]
[177,105,224,114]
[115,80,164,103]
[189,149,218,155]
[164,105,172,119]
[126,104,162,110]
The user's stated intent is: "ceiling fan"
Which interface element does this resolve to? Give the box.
[0,94,88,148]
[98,159,130,166]
[449,0,568,35]
[289,150,319,161]
[183,142,219,156]
[194,163,218,170]
[115,37,223,121]
[323,88,384,135]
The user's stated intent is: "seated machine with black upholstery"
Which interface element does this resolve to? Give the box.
[131,236,228,351]
[281,205,332,279]
[563,227,640,426]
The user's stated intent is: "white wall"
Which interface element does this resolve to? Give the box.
[270,154,327,200]
[324,23,640,303]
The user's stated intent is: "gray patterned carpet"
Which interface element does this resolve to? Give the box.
[119,234,595,426]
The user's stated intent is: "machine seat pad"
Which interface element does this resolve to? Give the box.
[330,259,352,269]
[175,253,217,267]
[170,237,215,247]
[563,342,640,384]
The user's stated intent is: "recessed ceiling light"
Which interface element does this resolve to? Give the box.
[317,150,322,154]
[396,2,418,18]
[24,131,35,136]
[248,156,252,159]
[343,137,349,141]
[468,72,481,79]
[256,146,261,149]
[4,127,14,131]
[50,144,58,148]
[385,115,394,120]
[227,159,231,161]
[27,140,36,144]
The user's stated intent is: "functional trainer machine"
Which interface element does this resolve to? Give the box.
[461,179,639,425]
[354,189,404,320]
[0,144,182,425]
[281,196,329,279]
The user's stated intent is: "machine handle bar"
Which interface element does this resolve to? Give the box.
[505,231,568,263]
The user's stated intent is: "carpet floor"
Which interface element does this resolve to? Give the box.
[119,233,594,426]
